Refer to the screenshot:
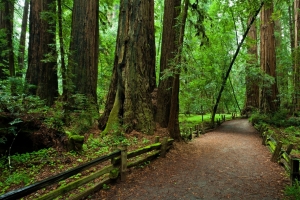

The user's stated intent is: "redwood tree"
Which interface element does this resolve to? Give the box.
[67,0,99,105]
[155,0,181,128]
[245,17,259,108]
[26,0,58,106]
[259,1,280,112]
[0,0,15,79]
[102,0,156,134]
[294,0,300,111]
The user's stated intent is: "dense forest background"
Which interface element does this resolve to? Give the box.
[0,0,300,152]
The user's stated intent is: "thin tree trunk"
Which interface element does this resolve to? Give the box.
[211,2,264,125]
[168,0,188,141]
[17,0,29,77]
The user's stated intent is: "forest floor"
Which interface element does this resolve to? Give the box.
[92,119,290,200]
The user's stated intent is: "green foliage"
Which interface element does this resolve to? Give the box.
[285,180,300,200]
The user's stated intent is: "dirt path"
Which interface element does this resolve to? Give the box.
[92,119,290,200]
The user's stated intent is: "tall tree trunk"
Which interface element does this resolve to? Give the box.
[168,0,189,141]
[245,16,259,108]
[26,0,58,106]
[68,0,99,105]
[155,0,181,128]
[259,1,280,112]
[294,0,300,111]
[0,0,15,79]
[103,0,156,135]
[17,0,29,77]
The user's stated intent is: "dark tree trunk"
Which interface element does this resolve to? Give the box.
[26,0,58,106]
[68,0,99,105]
[155,0,181,128]
[0,0,15,79]
[168,0,188,141]
[294,0,300,111]
[259,1,280,112]
[98,1,156,130]
[103,0,156,135]
[245,17,259,108]
[17,0,29,77]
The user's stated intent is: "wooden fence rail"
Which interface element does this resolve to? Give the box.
[260,131,300,183]
[0,137,174,200]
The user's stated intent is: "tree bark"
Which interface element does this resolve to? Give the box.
[259,1,280,112]
[17,0,29,77]
[68,0,99,105]
[155,0,181,128]
[168,0,189,141]
[103,0,156,135]
[245,16,259,108]
[26,0,58,106]
[294,0,300,111]
[0,0,15,79]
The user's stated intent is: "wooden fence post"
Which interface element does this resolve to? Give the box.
[161,137,168,158]
[286,144,294,155]
[197,125,200,137]
[271,141,283,162]
[290,157,300,183]
[120,145,128,181]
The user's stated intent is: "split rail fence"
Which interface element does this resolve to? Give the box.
[257,125,300,183]
[0,137,174,200]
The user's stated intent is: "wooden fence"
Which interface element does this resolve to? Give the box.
[0,137,174,200]
[258,126,300,183]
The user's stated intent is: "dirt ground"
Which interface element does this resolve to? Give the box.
[91,119,290,200]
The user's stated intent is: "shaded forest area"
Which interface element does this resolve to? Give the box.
[1,0,300,197]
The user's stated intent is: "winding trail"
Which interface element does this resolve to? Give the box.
[93,119,289,200]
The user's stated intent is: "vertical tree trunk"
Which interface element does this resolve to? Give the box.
[294,0,300,111]
[26,0,58,106]
[68,0,99,105]
[245,17,259,108]
[17,0,29,77]
[168,0,189,141]
[0,0,15,79]
[103,0,156,135]
[259,1,280,112]
[155,0,181,128]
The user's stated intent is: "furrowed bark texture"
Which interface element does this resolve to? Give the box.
[294,0,300,111]
[0,0,15,79]
[155,0,181,128]
[168,0,189,141]
[245,17,259,108]
[26,0,58,106]
[260,1,279,112]
[122,0,156,134]
[68,0,99,104]
[103,0,156,134]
